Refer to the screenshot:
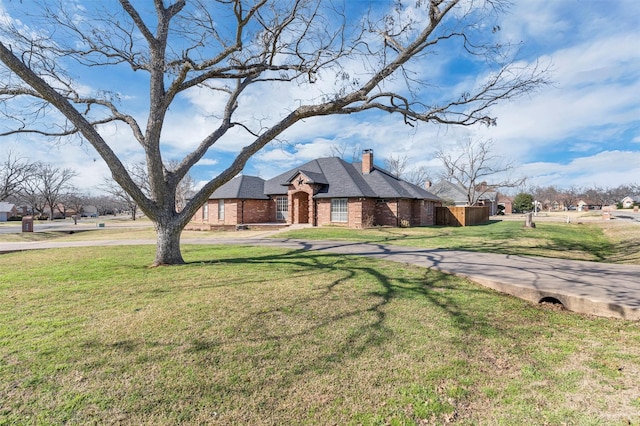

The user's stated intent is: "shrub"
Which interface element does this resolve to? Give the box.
[513,193,534,213]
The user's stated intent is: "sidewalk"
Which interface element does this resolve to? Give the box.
[1,237,639,321]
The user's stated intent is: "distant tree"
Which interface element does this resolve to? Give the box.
[101,161,194,219]
[329,142,361,162]
[607,184,640,206]
[18,163,77,219]
[436,138,525,205]
[0,150,35,200]
[583,186,611,208]
[17,174,47,218]
[61,191,90,218]
[559,186,582,211]
[0,1,548,265]
[404,166,433,189]
[100,163,146,221]
[384,154,409,178]
[513,192,534,213]
[384,153,432,187]
[86,194,124,216]
[529,185,562,210]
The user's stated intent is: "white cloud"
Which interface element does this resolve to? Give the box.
[2,0,639,194]
[194,158,218,166]
[523,151,640,188]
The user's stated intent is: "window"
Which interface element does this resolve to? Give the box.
[276,197,288,221]
[218,199,225,221]
[202,203,209,220]
[331,198,348,222]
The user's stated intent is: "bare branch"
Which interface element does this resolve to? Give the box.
[0,0,549,264]
[436,138,525,205]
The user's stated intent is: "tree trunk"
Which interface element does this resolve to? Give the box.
[153,219,185,266]
[524,212,536,228]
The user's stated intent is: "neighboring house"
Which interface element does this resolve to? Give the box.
[81,205,99,217]
[621,195,640,209]
[576,199,602,211]
[192,149,440,228]
[0,201,17,222]
[546,199,563,211]
[42,203,75,219]
[194,174,271,225]
[497,194,513,215]
[427,180,500,215]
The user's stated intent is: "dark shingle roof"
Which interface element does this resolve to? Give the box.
[429,180,497,203]
[429,181,468,203]
[264,157,439,200]
[209,175,269,200]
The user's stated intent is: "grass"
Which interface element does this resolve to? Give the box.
[274,220,640,264]
[1,245,639,425]
[4,218,640,266]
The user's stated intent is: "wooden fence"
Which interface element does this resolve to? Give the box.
[435,206,490,227]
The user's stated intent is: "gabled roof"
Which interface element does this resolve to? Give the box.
[428,181,468,203]
[284,169,329,185]
[0,202,15,212]
[264,156,439,200]
[429,180,498,203]
[208,175,269,200]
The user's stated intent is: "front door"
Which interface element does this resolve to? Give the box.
[292,192,309,224]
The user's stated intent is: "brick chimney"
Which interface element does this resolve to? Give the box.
[362,149,373,174]
[476,181,488,192]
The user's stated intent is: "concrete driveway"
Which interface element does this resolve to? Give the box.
[1,236,639,321]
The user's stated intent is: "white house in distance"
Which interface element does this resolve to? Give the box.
[621,195,640,209]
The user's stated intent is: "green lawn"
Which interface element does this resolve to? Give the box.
[1,245,639,425]
[274,220,640,264]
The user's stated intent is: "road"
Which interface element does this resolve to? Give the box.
[0,216,153,234]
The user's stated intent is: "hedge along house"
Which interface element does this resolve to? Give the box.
[191,149,440,228]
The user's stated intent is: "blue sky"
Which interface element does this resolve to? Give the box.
[1,0,639,194]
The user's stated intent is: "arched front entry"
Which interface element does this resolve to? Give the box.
[292,191,310,224]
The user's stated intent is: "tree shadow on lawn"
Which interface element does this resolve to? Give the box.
[179,245,502,365]
[69,245,542,422]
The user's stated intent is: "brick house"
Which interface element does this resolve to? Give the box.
[191,149,440,228]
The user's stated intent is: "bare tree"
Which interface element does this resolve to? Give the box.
[384,153,432,187]
[529,185,562,210]
[384,154,409,178]
[17,174,47,218]
[101,160,194,219]
[329,142,361,162]
[404,166,433,188]
[100,162,149,221]
[0,150,36,200]
[18,163,77,219]
[101,176,139,220]
[559,186,582,211]
[436,138,525,205]
[61,191,90,220]
[0,1,547,265]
